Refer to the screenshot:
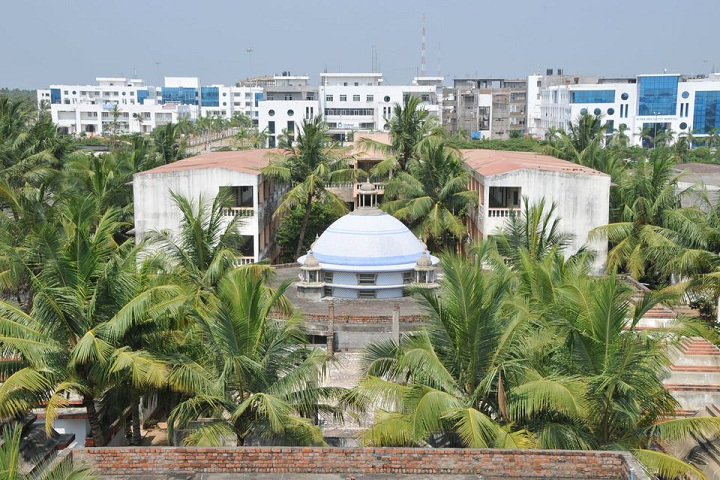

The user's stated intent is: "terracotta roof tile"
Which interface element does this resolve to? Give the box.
[138,149,282,176]
[461,149,608,177]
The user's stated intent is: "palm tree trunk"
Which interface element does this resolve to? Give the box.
[84,395,105,447]
[295,193,314,257]
[131,392,143,446]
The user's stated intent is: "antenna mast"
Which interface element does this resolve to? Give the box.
[420,13,426,77]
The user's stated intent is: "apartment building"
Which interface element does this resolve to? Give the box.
[444,78,528,139]
[133,150,285,264]
[463,149,610,272]
[529,72,720,146]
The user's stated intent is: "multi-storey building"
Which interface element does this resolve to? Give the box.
[463,149,610,272]
[133,150,285,264]
[529,72,720,146]
[444,78,528,139]
[38,76,263,135]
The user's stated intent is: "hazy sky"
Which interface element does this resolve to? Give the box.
[2,0,718,88]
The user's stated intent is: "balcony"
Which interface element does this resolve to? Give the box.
[233,256,255,267]
[222,207,255,217]
[487,208,518,218]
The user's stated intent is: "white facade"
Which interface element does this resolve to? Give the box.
[529,73,720,145]
[464,150,611,272]
[38,76,263,136]
[133,151,283,264]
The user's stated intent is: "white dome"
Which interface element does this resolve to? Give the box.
[297,208,438,272]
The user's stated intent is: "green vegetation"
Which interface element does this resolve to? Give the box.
[275,202,342,263]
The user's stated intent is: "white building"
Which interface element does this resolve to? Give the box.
[529,72,720,146]
[296,184,439,300]
[463,149,611,272]
[38,76,263,135]
[133,150,285,264]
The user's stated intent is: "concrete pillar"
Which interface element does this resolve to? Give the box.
[327,302,335,356]
[392,303,400,344]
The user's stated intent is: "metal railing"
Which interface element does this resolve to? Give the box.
[222,206,255,217]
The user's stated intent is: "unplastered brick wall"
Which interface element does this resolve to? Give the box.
[73,446,650,479]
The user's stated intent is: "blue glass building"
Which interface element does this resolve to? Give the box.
[693,91,720,134]
[637,75,679,116]
[136,90,149,105]
[201,87,219,107]
[161,87,197,105]
[50,88,61,104]
[571,90,615,103]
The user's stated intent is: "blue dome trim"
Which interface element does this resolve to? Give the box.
[313,251,422,266]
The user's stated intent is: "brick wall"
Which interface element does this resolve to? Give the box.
[73,446,650,479]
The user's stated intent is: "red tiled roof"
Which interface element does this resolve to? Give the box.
[461,149,608,177]
[138,149,282,176]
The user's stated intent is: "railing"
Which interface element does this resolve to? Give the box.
[222,206,255,217]
[487,208,519,218]
[355,182,386,190]
[233,256,255,266]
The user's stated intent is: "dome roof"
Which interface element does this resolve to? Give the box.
[359,182,376,192]
[416,251,433,267]
[303,250,320,268]
[297,208,438,272]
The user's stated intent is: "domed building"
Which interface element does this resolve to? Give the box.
[296,184,439,299]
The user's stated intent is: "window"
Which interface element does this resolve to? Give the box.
[680,122,688,130]
[607,108,615,115]
[268,121,275,134]
[323,271,333,283]
[570,90,615,103]
[402,272,413,284]
[287,109,294,116]
[358,290,376,299]
[340,95,347,101]
[324,108,374,116]
[682,91,690,99]
[621,92,629,100]
[638,75,679,116]
[693,91,720,134]
[353,95,360,102]
[284,94,293,100]
[325,95,333,101]
[268,109,275,116]
[383,95,390,102]
[580,108,588,115]
[343,82,348,86]
[421,94,430,102]
[323,287,333,297]
[593,108,602,116]
[354,82,359,86]
[366,95,374,102]
[358,273,376,285]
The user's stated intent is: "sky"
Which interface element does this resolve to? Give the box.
[2,0,719,89]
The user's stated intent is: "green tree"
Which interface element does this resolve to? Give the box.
[152,122,187,164]
[168,267,339,446]
[381,142,474,250]
[262,116,354,257]
[0,424,96,479]
[360,95,444,174]
[275,202,342,262]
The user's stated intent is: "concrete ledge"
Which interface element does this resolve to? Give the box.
[73,446,650,479]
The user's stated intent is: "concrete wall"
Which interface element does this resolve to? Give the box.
[481,169,610,272]
[133,168,263,260]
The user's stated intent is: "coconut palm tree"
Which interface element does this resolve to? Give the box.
[359,95,445,175]
[152,122,186,164]
[493,197,575,266]
[262,115,355,257]
[591,150,708,283]
[168,267,340,446]
[0,424,96,479]
[381,142,474,250]
[349,250,535,448]
[0,198,183,446]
